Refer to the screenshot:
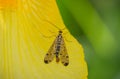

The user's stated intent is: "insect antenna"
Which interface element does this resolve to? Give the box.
[43,19,66,31]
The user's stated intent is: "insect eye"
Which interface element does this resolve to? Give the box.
[66,56,69,58]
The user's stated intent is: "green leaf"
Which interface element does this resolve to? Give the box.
[56,0,117,58]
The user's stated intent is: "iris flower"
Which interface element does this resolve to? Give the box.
[0,0,88,79]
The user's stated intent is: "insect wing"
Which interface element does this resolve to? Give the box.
[60,38,69,66]
[44,38,57,64]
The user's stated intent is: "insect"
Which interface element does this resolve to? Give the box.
[44,20,69,66]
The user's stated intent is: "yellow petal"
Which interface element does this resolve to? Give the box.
[0,0,17,9]
[0,0,88,79]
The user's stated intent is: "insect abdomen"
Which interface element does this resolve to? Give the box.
[55,35,62,62]
[55,45,61,63]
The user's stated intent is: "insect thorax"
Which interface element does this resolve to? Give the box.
[59,30,62,34]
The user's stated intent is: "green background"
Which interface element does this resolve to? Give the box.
[56,0,120,79]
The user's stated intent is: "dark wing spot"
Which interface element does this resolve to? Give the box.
[62,55,65,57]
[46,53,49,55]
[44,60,49,64]
[66,56,69,58]
[49,60,51,62]
[64,63,69,66]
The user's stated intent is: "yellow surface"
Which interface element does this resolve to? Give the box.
[0,0,88,79]
[0,0,17,9]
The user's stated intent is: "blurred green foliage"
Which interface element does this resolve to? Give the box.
[56,0,120,79]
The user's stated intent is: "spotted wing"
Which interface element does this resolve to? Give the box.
[44,38,57,64]
[60,38,69,66]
